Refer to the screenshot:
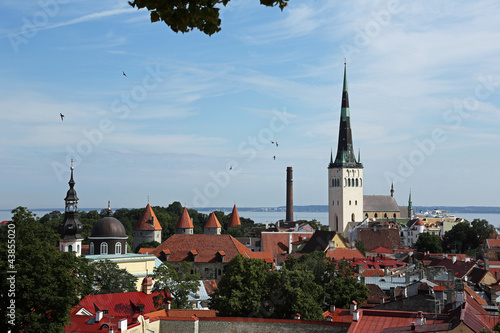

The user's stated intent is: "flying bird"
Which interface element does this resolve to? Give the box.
[275,142,278,147]
[270,140,274,144]
[229,166,232,170]
[273,156,276,160]
[123,71,127,77]
[60,113,64,121]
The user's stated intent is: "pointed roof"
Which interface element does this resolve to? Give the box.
[330,63,363,169]
[227,204,241,228]
[134,204,162,231]
[204,212,222,229]
[175,207,194,229]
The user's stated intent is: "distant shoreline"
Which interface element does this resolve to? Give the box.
[2,205,500,214]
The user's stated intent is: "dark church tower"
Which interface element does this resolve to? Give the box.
[58,160,84,256]
[328,63,364,236]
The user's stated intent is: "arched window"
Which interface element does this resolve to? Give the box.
[101,242,108,255]
[335,215,339,231]
[375,213,378,218]
[352,213,355,221]
[356,178,359,187]
[365,213,368,218]
[393,213,397,218]
[90,242,94,255]
[348,178,351,187]
[349,200,352,205]
[77,244,80,253]
[115,242,122,254]
[384,213,388,218]
[68,245,73,253]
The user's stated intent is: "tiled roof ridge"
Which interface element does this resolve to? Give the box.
[176,208,194,229]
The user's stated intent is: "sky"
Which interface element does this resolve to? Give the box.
[1,0,499,212]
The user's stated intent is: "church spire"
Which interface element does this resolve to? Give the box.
[331,63,362,168]
[408,190,413,218]
[390,182,394,197]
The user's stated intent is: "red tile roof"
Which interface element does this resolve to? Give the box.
[357,228,400,252]
[72,291,167,317]
[138,247,156,254]
[151,234,259,263]
[204,213,222,228]
[261,232,313,256]
[486,239,500,248]
[228,204,241,228]
[368,246,394,254]
[175,208,194,229]
[248,251,274,263]
[326,248,365,260]
[134,204,162,231]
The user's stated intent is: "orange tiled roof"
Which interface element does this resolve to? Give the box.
[227,204,241,228]
[151,234,259,263]
[138,247,155,254]
[175,208,194,229]
[134,204,162,231]
[326,248,365,260]
[486,239,500,248]
[204,213,222,228]
[248,251,274,263]
[261,232,314,256]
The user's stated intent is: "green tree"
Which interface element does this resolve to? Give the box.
[151,261,200,309]
[210,254,271,317]
[324,260,369,309]
[442,220,494,253]
[355,240,367,256]
[129,0,289,36]
[268,265,324,320]
[471,219,495,246]
[0,207,93,333]
[91,260,138,294]
[135,240,161,253]
[413,233,442,253]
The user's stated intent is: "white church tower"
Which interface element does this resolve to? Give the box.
[328,63,364,236]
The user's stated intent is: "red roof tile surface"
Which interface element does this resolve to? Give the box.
[147,309,217,318]
[326,248,365,260]
[486,239,500,248]
[368,246,394,254]
[204,213,222,228]
[261,232,313,256]
[175,208,194,229]
[151,234,259,263]
[227,204,241,228]
[134,204,162,231]
[138,247,156,254]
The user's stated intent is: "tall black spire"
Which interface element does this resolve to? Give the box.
[329,63,362,169]
[58,160,83,240]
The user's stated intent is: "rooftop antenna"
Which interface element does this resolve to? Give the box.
[147,195,149,204]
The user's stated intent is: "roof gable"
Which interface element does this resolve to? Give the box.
[204,213,222,228]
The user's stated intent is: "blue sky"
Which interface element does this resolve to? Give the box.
[1,0,499,211]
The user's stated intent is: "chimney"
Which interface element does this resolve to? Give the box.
[352,310,360,321]
[410,322,416,331]
[329,305,336,313]
[417,311,425,325]
[96,311,103,323]
[286,167,293,222]
[452,255,457,264]
[350,300,358,314]
[118,318,127,331]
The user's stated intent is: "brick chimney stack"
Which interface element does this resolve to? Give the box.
[286,167,293,222]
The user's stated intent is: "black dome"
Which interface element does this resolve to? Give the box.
[90,216,127,238]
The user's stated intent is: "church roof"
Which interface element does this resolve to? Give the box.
[175,208,194,229]
[330,63,363,169]
[204,213,222,228]
[363,195,400,212]
[228,204,241,228]
[89,216,127,239]
[134,204,162,231]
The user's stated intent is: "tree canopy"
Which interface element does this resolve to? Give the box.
[442,219,494,254]
[151,261,200,309]
[210,252,369,319]
[91,260,138,294]
[128,0,290,36]
[0,207,93,333]
[414,233,443,254]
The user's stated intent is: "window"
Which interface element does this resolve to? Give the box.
[355,200,357,205]
[90,242,94,255]
[68,245,73,253]
[352,213,355,221]
[77,244,80,253]
[101,242,108,255]
[348,178,351,187]
[115,242,122,254]
[374,213,378,218]
[356,178,359,187]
